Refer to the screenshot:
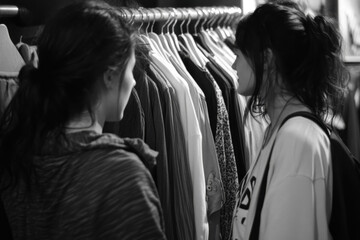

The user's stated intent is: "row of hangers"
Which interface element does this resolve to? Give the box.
[128,6,239,86]
[120,6,242,35]
[0,5,241,75]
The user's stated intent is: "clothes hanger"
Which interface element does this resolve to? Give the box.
[184,18,208,67]
[158,8,184,67]
[197,11,238,80]
[164,9,193,71]
[193,8,203,35]
[199,9,220,53]
[169,8,182,52]
[178,9,203,67]
[207,8,232,58]
[206,8,224,44]
[205,24,237,75]
[138,8,151,43]
[147,8,172,63]
[128,8,145,46]
[140,9,166,60]
[163,9,179,55]
[210,9,237,63]
[214,8,227,41]
[158,8,172,51]
[200,9,223,53]
[0,24,25,73]
[224,8,238,39]
[159,9,201,86]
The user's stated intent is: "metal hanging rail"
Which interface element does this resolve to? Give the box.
[119,6,242,23]
[0,5,20,18]
[0,5,241,26]
[0,5,32,26]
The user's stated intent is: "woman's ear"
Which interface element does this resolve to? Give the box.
[103,68,117,89]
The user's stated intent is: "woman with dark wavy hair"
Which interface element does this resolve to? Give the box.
[231,1,348,239]
[0,1,166,239]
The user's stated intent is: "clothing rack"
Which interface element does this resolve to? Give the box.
[1,5,241,27]
[0,5,20,18]
[120,6,242,23]
[0,5,32,26]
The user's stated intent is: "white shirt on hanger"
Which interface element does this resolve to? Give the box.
[150,49,209,240]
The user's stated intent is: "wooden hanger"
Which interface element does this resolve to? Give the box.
[0,24,25,73]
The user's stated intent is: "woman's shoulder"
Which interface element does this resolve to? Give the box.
[89,146,147,174]
[271,116,331,180]
[61,131,157,183]
[277,116,330,149]
[83,133,156,174]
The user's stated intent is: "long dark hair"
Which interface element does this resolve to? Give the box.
[0,1,136,191]
[235,0,348,119]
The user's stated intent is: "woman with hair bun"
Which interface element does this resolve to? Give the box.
[231,1,348,239]
[0,1,166,239]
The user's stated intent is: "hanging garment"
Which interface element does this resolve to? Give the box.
[180,51,239,240]
[136,72,172,234]
[0,25,26,119]
[160,33,186,70]
[170,48,225,240]
[200,96,225,240]
[105,59,173,238]
[206,56,247,182]
[0,72,18,119]
[147,63,196,240]
[149,50,208,240]
[199,30,237,82]
[193,34,213,57]
[0,40,39,119]
[161,37,225,239]
[2,131,166,240]
[179,52,218,136]
[170,50,225,208]
[0,24,24,73]
[242,108,268,168]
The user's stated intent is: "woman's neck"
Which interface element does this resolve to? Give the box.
[260,95,308,147]
[65,112,103,134]
[266,95,291,123]
[266,95,309,127]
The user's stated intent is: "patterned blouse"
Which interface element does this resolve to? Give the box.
[206,70,239,240]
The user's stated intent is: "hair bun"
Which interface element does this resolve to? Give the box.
[304,14,340,54]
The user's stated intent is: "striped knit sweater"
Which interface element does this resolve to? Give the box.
[1,131,166,240]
